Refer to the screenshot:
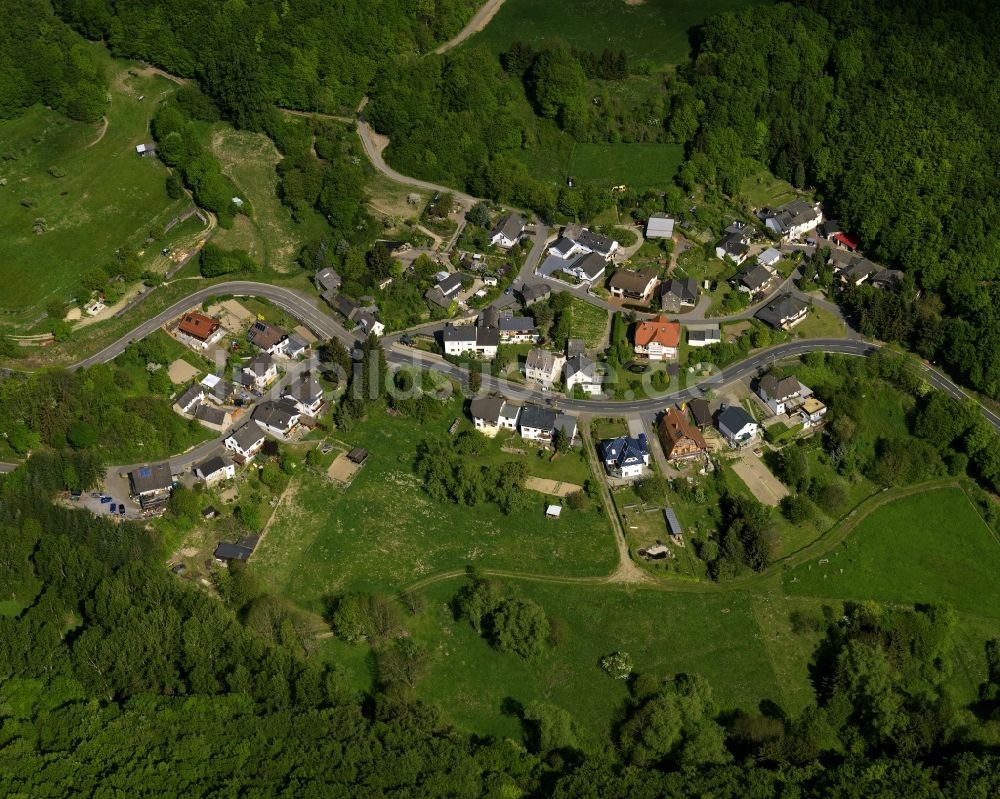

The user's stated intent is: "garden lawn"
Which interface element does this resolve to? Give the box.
[565,297,609,349]
[253,403,618,606]
[465,0,772,64]
[409,579,783,747]
[0,48,189,318]
[782,486,1000,618]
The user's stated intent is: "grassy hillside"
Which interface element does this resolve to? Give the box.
[465,0,772,64]
[0,49,188,316]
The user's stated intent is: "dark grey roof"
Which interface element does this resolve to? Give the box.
[565,353,595,379]
[332,295,358,319]
[194,404,228,425]
[566,338,585,357]
[717,229,750,257]
[688,398,713,428]
[442,325,475,343]
[567,252,607,281]
[196,454,232,478]
[215,542,253,561]
[553,413,578,439]
[760,373,800,400]
[207,380,235,403]
[574,229,616,254]
[227,423,265,450]
[520,284,551,305]
[550,237,575,257]
[246,353,274,375]
[476,327,500,347]
[315,267,341,291]
[424,286,452,308]
[176,384,204,409]
[755,293,808,328]
[499,316,536,332]
[478,307,500,328]
[661,277,698,303]
[520,403,557,430]
[599,434,649,468]
[737,264,774,292]
[665,508,682,536]
[247,320,287,350]
[285,336,308,354]
[717,405,755,433]
[470,394,505,424]
[253,399,300,431]
[128,462,173,495]
[687,326,720,343]
[283,375,323,403]
[490,212,525,241]
[437,272,464,296]
[526,348,559,373]
[609,267,658,294]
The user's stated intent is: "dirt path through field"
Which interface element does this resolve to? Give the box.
[435,0,507,54]
[87,115,109,148]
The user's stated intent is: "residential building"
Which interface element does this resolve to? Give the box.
[563,252,608,284]
[520,284,551,306]
[283,336,309,359]
[757,373,803,415]
[525,348,565,388]
[645,215,675,239]
[127,462,173,513]
[599,434,650,478]
[658,407,707,461]
[174,384,205,415]
[832,231,861,251]
[332,294,359,322]
[519,404,577,444]
[757,247,782,269]
[247,320,288,356]
[194,454,236,486]
[442,325,499,359]
[489,213,525,248]
[871,268,905,291]
[715,225,752,265]
[315,267,341,303]
[764,199,822,241]
[478,307,499,329]
[253,398,301,439]
[686,325,721,348]
[435,272,464,299]
[282,374,324,416]
[225,424,266,464]
[242,354,277,390]
[735,263,777,295]
[836,256,880,287]
[687,398,713,429]
[716,405,759,448]
[633,315,681,361]
[497,315,539,344]
[755,293,809,330]
[799,397,827,427]
[564,354,602,395]
[202,377,236,405]
[214,535,259,562]
[565,338,585,358]
[469,395,520,435]
[609,267,659,302]
[660,277,698,313]
[350,308,385,338]
[193,403,232,430]
[547,225,619,260]
[177,312,222,348]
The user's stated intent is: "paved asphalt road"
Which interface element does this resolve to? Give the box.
[0,283,995,474]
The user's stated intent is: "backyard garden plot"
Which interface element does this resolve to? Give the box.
[565,297,609,349]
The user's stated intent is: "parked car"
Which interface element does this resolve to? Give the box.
[100,495,112,504]
[109,503,117,513]
[119,505,126,516]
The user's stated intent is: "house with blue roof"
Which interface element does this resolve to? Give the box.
[598,434,650,479]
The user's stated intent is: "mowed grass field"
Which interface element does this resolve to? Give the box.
[253,402,618,609]
[783,486,1000,617]
[517,141,684,191]
[0,50,188,316]
[466,0,772,64]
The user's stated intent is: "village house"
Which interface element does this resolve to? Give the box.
[798,397,828,427]
[755,293,809,330]
[564,353,602,395]
[598,434,650,479]
[283,336,309,359]
[225,423,266,464]
[177,311,224,350]
[194,454,236,486]
[525,348,565,388]
[315,267,341,304]
[835,256,881,287]
[247,320,289,356]
[686,398,713,429]
[520,284,551,306]
[442,325,499,360]
[565,338,585,358]
[715,224,752,265]
[764,199,823,241]
[735,263,778,296]
[686,324,721,348]
[757,247,782,269]
[350,308,385,338]
[496,314,539,344]
[548,225,619,260]
[214,536,260,562]
[609,267,659,302]
[658,407,708,461]
[253,398,301,439]
[331,294,360,323]
[645,215,675,239]
[193,403,232,431]
[242,354,278,390]
[660,277,698,313]
[561,252,609,284]
[469,394,521,436]
[174,383,205,415]
[199,374,235,405]
[716,405,759,448]
[756,372,807,415]
[282,374,325,416]
[519,404,577,444]
[127,462,173,514]
[489,213,526,249]
[633,315,681,361]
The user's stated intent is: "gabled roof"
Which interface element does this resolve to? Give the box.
[471,394,519,425]
[499,316,536,332]
[215,542,253,561]
[550,236,576,257]
[565,353,596,380]
[572,228,616,255]
[284,374,323,403]
[737,264,775,292]
[687,325,720,343]
[196,454,233,478]
[634,315,680,349]
[478,307,500,328]
[525,348,560,374]
[566,338,585,357]
[520,403,557,430]
[687,398,713,428]
[609,267,658,294]
[253,399,300,431]
[599,434,649,468]
[176,384,204,410]
[567,252,608,281]
[227,423,265,451]
[553,413,577,440]
[437,272,464,296]
[760,373,800,401]
[128,462,173,495]
[490,212,525,241]
[717,405,755,434]
[757,247,782,267]
[755,293,808,328]
[332,295,359,319]
[315,267,341,291]
[245,353,274,376]
[442,325,476,343]
[520,284,551,304]
[645,215,674,238]
[178,312,220,340]
[194,404,228,426]
[661,277,698,303]
[247,320,287,350]
[658,408,706,453]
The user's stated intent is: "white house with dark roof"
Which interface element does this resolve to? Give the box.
[519,404,577,444]
[564,354,602,395]
[686,325,721,348]
[757,373,805,415]
[174,384,205,415]
[497,315,539,344]
[242,354,278,390]
[757,247,782,269]
[489,213,525,249]
[716,405,759,448]
[247,320,289,356]
[442,325,499,359]
[194,454,236,486]
[547,225,619,260]
[469,395,521,435]
[525,348,565,388]
[598,434,650,479]
[716,224,752,265]
[253,399,301,439]
[282,374,325,416]
[755,293,808,330]
[225,424,267,464]
[127,462,173,513]
[764,200,822,242]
